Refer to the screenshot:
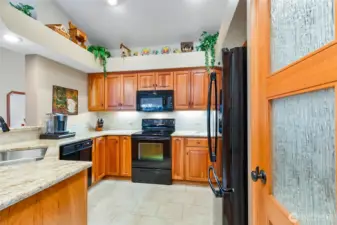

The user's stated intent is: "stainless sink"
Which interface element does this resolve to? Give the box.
[0,148,47,167]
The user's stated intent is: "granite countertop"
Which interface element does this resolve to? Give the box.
[0,158,91,211]
[0,128,216,211]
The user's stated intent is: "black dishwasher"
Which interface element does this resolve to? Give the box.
[60,139,93,187]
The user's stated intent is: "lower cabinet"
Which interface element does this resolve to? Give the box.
[105,136,120,176]
[119,136,132,177]
[171,137,222,182]
[172,137,185,180]
[93,136,132,182]
[185,147,209,182]
[0,171,87,225]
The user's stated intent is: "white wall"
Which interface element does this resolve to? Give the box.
[98,111,210,131]
[25,55,96,133]
[0,47,26,123]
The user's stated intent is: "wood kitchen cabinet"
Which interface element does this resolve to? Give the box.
[174,69,208,110]
[94,137,106,182]
[138,72,156,90]
[172,137,185,180]
[105,136,120,176]
[138,71,174,90]
[185,147,209,182]
[174,70,190,110]
[119,136,132,177]
[105,73,137,110]
[88,74,105,111]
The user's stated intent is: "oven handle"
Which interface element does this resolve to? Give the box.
[131,136,171,141]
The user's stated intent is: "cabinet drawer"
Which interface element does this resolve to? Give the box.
[186,138,216,147]
[186,138,208,147]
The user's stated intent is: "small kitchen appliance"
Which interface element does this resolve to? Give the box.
[40,113,75,139]
[131,119,175,185]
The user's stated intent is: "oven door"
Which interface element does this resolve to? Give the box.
[132,136,171,170]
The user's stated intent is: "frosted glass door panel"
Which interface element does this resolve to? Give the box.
[270,0,335,72]
[271,88,336,225]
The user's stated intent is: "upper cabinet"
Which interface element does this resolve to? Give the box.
[155,71,174,90]
[190,70,208,110]
[89,67,221,112]
[138,71,174,90]
[105,73,137,110]
[105,74,121,110]
[88,74,105,111]
[138,72,156,90]
[174,69,208,110]
[174,71,191,110]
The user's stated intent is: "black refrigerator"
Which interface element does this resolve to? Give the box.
[207,47,248,225]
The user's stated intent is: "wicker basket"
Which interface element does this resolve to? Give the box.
[46,24,70,40]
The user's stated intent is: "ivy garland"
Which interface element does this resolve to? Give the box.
[197,31,219,74]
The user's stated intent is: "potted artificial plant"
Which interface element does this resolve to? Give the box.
[10,2,35,18]
[87,45,111,77]
[197,31,219,74]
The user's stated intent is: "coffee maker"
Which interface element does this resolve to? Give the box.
[40,113,76,139]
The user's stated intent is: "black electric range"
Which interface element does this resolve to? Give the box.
[131,119,175,185]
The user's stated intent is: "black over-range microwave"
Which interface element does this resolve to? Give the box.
[136,90,174,112]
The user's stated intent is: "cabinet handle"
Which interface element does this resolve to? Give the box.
[197,141,200,144]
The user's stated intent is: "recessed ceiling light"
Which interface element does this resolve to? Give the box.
[107,0,118,6]
[3,34,22,43]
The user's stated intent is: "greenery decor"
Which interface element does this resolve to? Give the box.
[197,31,219,74]
[88,45,111,77]
[10,2,34,17]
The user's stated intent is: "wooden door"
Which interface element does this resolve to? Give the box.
[172,137,185,180]
[190,69,208,109]
[121,74,137,110]
[156,71,174,90]
[92,138,98,184]
[88,74,105,111]
[119,136,132,177]
[138,72,155,90]
[250,1,337,225]
[174,70,191,110]
[95,137,106,181]
[105,74,122,110]
[185,147,209,182]
[105,136,120,176]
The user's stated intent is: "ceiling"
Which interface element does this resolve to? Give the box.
[54,0,227,49]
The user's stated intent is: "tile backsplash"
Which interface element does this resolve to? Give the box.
[98,111,212,131]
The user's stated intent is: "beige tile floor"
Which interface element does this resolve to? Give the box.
[88,180,214,225]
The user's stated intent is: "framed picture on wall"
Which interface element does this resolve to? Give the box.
[52,85,78,115]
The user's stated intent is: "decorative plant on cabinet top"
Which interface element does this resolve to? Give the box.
[10,2,34,17]
[197,31,219,74]
[88,45,111,77]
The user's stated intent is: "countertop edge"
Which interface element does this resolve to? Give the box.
[0,162,91,211]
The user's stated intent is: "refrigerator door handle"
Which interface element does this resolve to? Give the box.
[207,72,218,162]
[208,165,234,198]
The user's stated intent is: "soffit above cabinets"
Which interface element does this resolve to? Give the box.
[0,0,101,73]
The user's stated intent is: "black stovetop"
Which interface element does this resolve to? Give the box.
[132,119,175,137]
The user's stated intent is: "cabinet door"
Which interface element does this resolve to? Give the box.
[172,137,185,180]
[174,71,190,110]
[5,195,38,225]
[92,139,98,184]
[156,71,174,90]
[95,137,106,181]
[138,72,155,90]
[185,147,209,182]
[121,74,137,110]
[120,136,132,177]
[88,74,105,111]
[105,74,122,110]
[105,136,120,176]
[190,70,208,109]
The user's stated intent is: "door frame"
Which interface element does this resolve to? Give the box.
[249,0,337,224]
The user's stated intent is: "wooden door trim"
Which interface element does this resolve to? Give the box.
[265,195,299,225]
